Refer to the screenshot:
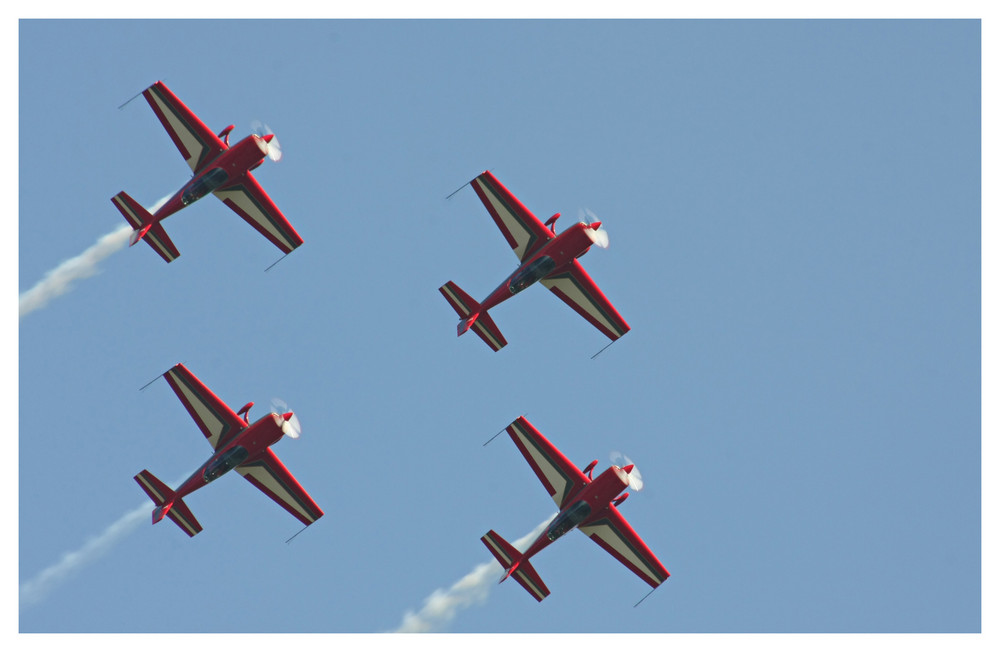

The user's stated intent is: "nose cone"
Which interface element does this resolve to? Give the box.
[623,463,635,474]
[263,133,275,143]
[589,221,602,230]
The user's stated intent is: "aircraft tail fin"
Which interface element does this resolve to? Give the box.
[111,191,181,263]
[481,529,550,602]
[438,281,508,352]
[134,470,203,537]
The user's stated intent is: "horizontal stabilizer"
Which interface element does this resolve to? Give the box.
[470,310,506,352]
[439,280,479,320]
[481,529,550,602]
[134,469,173,507]
[439,281,507,352]
[134,470,202,537]
[111,191,180,263]
[164,496,202,537]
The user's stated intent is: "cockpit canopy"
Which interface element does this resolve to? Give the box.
[509,256,556,295]
[203,445,249,483]
[182,168,229,206]
[546,499,592,541]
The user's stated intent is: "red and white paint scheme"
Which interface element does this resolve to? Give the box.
[482,416,669,602]
[440,171,629,351]
[134,364,323,537]
[111,81,303,263]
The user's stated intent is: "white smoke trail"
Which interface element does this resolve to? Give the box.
[19,501,148,607]
[392,513,556,633]
[19,196,171,320]
[18,224,132,319]
[19,468,192,608]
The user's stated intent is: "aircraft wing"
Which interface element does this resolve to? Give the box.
[163,364,245,452]
[143,81,227,174]
[580,505,670,589]
[237,449,324,525]
[214,173,304,254]
[541,260,630,341]
[506,416,589,510]
[470,171,553,262]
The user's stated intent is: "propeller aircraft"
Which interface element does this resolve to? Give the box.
[482,416,669,602]
[440,171,629,351]
[134,364,323,537]
[112,81,303,263]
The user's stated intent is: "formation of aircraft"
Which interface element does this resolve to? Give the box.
[134,364,323,536]
[112,81,303,263]
[482,417,669,601]
[440,170,630,351]
[111,83,669,607]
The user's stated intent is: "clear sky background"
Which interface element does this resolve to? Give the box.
[17,18,981,635]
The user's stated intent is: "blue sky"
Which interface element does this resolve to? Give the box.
[17,18,981,636]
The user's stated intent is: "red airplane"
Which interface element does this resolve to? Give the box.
[440,171,629,351]
[112,81,303,263]
[134,363,323,537]
[482,416,669,602]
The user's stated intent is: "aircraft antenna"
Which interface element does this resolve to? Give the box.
[483,413,528,446]
[446,170,491,200]
[633,587,657,608]
[482,427,506,447]
[117,90,144,110]
[264,252,291,272]
[285,524,309,544]
[590,340,616,360]
[446,181,471,200]
[117,82,156,110]
[139,376,161,391]
[139,368,171,391]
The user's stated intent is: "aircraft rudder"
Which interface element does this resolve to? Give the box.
[129,224,152,246]
[458,313,480,336]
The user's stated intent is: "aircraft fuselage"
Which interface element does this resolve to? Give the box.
[147,134,271,224]
[478,221,603,314]
[517,464,631,564]
[170,411,287,502]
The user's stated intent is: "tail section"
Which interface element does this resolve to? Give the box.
[439,281,508,352]
[111,191,180,263]
[439,280,480,328]
[481,529,550,602]
[134,470,203,537]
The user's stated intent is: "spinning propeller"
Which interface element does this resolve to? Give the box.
[251,120,283,162]
[271,398,302,439]
[581,208,610,249]
[610,451,644,491]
